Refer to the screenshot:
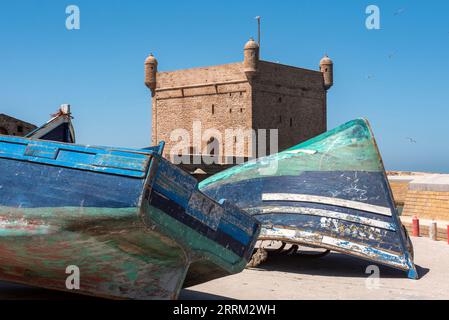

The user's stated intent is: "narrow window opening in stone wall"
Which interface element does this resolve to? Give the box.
[234,137,237,143]
[290,118,293,127]
[279,115,282,123]
[278,97,282,103]
[240,92,243,96]
[212,104,215,114]
[240,108,243,113]
[229,93,232,97]
[229,108,232,114]
[17,125,23,133]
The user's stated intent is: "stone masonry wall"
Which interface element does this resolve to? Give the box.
[388,173,449,221]
[252,61,327,152]
[152,62,253,161]
[0,114,36,136]
[151,60,328,163]
[403,190,449,220]
[389,180,411,205]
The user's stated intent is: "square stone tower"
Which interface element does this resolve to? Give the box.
[145,39,333,176]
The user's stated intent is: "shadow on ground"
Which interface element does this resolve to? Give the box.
[179,289,233,300]
[0,281,234,300]
[0,250,430,300]
[0,281,101,300]
[252,250,429,279]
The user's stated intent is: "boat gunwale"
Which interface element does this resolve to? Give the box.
[257,234,410,272]
[138,148,261,269]
[0,136,161,178]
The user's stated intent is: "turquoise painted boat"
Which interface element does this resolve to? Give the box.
[0,136,260,299]
[199,119,418,279]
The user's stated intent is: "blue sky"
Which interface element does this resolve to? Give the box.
[0,0,448,172]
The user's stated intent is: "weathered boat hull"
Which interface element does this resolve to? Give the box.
[0,137,260,299]
[199,119,418,279]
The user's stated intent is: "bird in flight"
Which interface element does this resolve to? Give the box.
[394,8,406,16]
[405,137,417,143]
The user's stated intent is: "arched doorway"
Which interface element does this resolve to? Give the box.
[0,127,8,135]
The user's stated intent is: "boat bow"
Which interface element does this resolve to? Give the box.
[199,119,418,279]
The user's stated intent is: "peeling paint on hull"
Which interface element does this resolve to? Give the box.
[200,119,418,279]
[0,137,261,299]
[0,207,187,299]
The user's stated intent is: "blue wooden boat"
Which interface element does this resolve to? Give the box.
[199,119,418,279]
[0,136,260,299]
[25,105,75,143]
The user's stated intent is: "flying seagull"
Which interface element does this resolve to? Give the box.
[405,137,417,143]
[388,52,396,59]
[394,8,406,16]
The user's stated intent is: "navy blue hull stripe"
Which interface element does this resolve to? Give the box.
[201,171,404,253]
[40,122,73,143]
[148,190,250,259]
[202,171,395,223]
[255,213,402,252]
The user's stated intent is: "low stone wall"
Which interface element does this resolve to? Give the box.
[388,172,449,221]
[401,216,448,242]
[403,190,449,220]
[389,180,411,206]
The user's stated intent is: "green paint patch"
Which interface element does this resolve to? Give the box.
[142,201,247,274]
[0,204,191,299]
[122,261,139,282]
[199,119,383,189]
[0,206,137,219]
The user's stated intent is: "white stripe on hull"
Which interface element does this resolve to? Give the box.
[262,193,392,216]
[252,205,395,231]
[261,227,406,268]
[321,235,405,267]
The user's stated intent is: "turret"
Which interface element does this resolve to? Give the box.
[320,54,333,90]
[243,38,259,80]
[145,53,158,96]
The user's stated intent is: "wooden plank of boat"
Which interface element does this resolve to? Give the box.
[0,136,260,299]
[199,118,418,279]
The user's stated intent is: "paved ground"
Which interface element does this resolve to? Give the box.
[0,237,448,300]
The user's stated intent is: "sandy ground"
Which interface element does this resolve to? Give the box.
[0,236,448,300]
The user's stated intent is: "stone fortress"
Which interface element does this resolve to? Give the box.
[143,40,449,236]
[145,38,333,176]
